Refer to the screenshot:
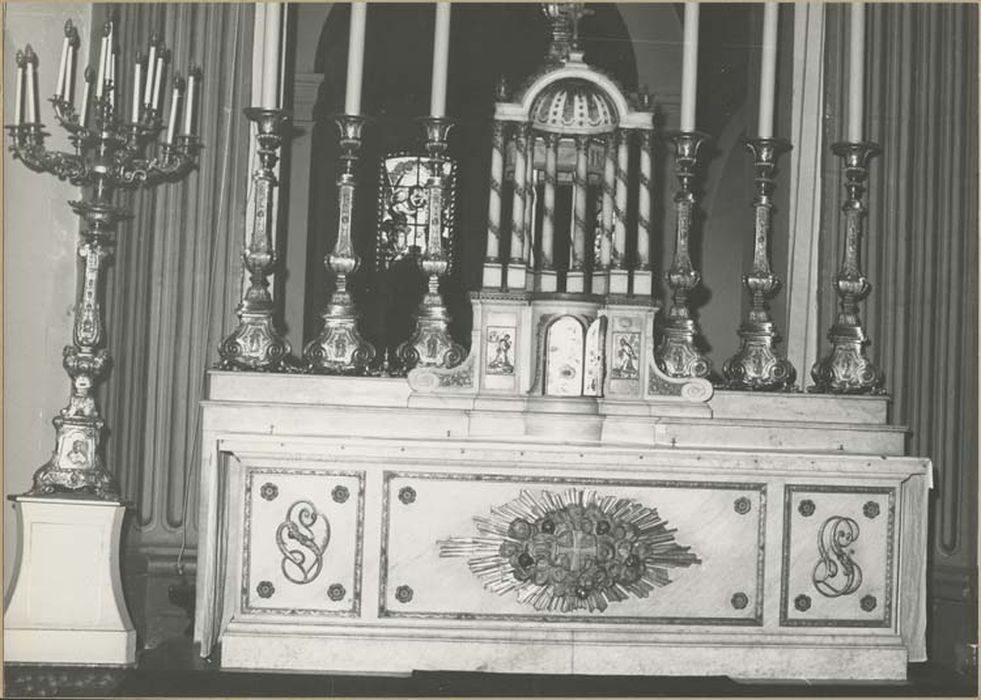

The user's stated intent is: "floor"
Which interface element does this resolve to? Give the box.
[4,635,979,698]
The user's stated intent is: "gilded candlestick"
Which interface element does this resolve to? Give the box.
[723,138,796,391]
[811,141,884,394]
[655,131,712,379]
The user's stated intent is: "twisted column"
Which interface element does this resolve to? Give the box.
[722,138,796,390]
[610,128,630,294]
[634,129,654,297]
[592,132,616,295]
[540,132,559,292]
[523,132,536,278]
[655,131,712,379]
[482,119,505,288]
[506,122,528,290]
[567,133,588,293]
[810,142,883,394]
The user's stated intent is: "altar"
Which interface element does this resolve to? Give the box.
[191,1,930,682]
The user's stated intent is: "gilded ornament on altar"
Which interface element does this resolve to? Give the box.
[275,500,331,585]
[439,488,700,613]
[812,516,862,598]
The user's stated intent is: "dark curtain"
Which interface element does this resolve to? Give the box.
[100,3,254,552]
[820,3,978,669]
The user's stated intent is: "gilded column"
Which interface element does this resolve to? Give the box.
[634,129,654,297]
[567,133,588,293]
[610,128,630,294]
[540,132,559,292]
[507,122,528,290]
[482,119,505,288]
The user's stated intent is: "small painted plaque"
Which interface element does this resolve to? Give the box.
[611,331,640,379]
[485,326,516,375]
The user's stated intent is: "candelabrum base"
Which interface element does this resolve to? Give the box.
[217,307,294,372]
[722,322,797,391]
[810,323,884,394]
[303,292,376,375]
[29,415,118,499]
[397,285,466,372]
[655,316,712,379]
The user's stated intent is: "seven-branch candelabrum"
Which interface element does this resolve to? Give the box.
[810,142,884,394]
[218,109,296,372]
[303,115,377,374]
[396,117,466,372]
[722,138,797,391]
[6,20,201,499]
[654,131,712,379]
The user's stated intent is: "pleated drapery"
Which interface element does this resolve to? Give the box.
[819,1,978,616]
[101,3,254,552]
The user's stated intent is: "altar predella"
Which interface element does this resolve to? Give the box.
[7,1,929,681]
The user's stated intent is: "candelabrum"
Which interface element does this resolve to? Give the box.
[655,131,712,379]
[810,142,884,394]
[303,115,377,374]
[396,117,466,372]
[6,24,200,499]
[218,108,297,372]
[722,138,797,391]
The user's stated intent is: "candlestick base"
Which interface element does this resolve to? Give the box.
[723,321,797,391]
[303,268,376,375]
[396,270,465,372]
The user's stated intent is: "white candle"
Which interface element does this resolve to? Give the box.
[66,34,77,105]
[96,34,108,98]
[183,71,196,134]
[152,52,165,111]
[429,2,451,118]
[14,54,24,126]
[144,38,158,106]
[25,47,37,123]
[56,30,70,100]
[344,2,367,115]
[757,3,779,139]
[847,2,865,142]
[166,78,181,144]
[680,3,699,131]
[80,67,93,125]
[132,56,143,122]
[261,3,282,108]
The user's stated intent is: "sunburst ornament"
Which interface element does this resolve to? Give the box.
[438,488,701,613]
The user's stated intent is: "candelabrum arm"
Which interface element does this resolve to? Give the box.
[113,137,199,187]
[7,126,91,186]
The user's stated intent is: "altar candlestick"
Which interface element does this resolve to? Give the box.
[56,22,71,100]
[847,3,865,142]
[757,3,779,139]
[430,2,451,118]
[166,75,182,144]
[145,36,158,106]
[680,3,699,131]
[183,69,198,135]
[344,2,367,115]
[80,67,93,125]
[261,3,282,109]
[25,46,38,124]
[96,29,108,98]
[14,52,25,126]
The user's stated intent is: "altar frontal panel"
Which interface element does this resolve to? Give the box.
[381,472,765,624]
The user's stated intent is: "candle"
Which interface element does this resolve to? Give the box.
[847,2,865,142]
[145,35,158,106]
[260,3,282,108]
[757,3,779,139]
[56,22,71,100]
[66,27,78,105]
[152,50,167,111]
[80,66,94,125]
[25,46,38,123]
[183,69,198,135]
[429,2,451,118]
[14,51,25,126]
[108,49,117,110]
[166,75,182,144]
[344,2,367,115]
[96,30,108,98]
[680,3,699,131]
[132,54,143,122]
